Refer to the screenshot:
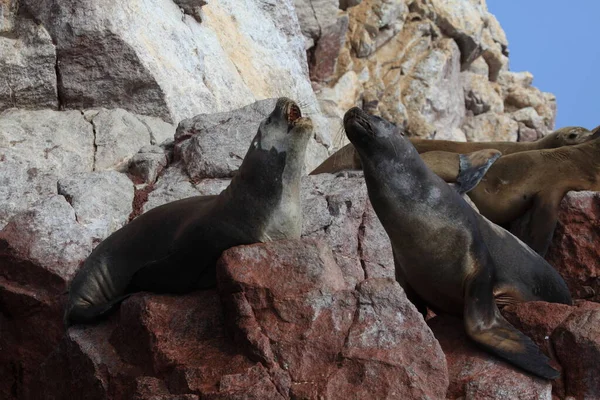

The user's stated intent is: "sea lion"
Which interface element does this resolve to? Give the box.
[310,126,593,175]
[65,98,312,326]
[343,107,572,379]
[445,128,600,256]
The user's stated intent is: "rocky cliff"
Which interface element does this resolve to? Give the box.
[1,0,598,399]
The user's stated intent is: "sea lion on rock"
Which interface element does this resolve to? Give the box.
[343,107,571,379]
[310,126,593,176]
[65,98,312,326]
[448,128,600,256]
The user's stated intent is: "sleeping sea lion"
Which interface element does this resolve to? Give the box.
[310,126,593,176]
[65,98,312,325]
[343,107,571,379]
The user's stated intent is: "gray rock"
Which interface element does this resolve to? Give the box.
[466,56,489,77]
[0,195,92,287]
[517,123,540,143]
[0,109,94,228]
[57,171,134,243]
[0,0,18,33]
[91,109,152,171]
[413,0,486,67]
[194,178,231,196]
[294,0,340,41]
[511,106,546,135]
[23,0,321,126]
[136,115,176,146]
[176,99,276,180]
[0,17,58,111]
[143,166,200,213]
[128,145,168,184]
[403,39,466,139]
[461,111,518,142]
[461,71,503,115]
[498,71,534,90]
[177,99,327,180]
[301,174,395,287]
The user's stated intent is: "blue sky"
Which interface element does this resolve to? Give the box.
[487,1,600,130]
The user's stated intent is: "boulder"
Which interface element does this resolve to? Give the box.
[57,171,134,244]
[218,239,449,399]
[0,109,94,228]
[90,109,154,171]
[30,239,448,399]
[175,99,328,178]
[20,0,321,127]
[128,145,169,185]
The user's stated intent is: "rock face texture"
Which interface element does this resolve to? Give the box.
[30,240,449,400]
[1,0,599,399]
[546,191,600,303]
[308,0,556,145]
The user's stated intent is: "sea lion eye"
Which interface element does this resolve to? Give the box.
[568,133,577,139]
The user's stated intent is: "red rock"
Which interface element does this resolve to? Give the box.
[428,315,552,400]
[552,304,600,399]
[218,239,449,399]
[310,16,350,83]
[31,290,284,400]
[546,191,600,301]
[0,196,92,399]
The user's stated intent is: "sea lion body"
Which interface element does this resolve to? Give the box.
[65,98,312,325]
[310,126,593,176]
[461,137,600,255]
[343,107,571,379]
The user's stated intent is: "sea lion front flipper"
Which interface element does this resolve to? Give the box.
[464,256,559,379]
[510,191,562,256]
[456,149,502,194]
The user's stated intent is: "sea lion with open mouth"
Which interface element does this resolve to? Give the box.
[65,98,312,326]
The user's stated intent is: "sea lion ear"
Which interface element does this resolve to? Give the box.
[455,149,502,194]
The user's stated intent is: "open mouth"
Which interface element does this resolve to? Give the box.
[287,103,302,124]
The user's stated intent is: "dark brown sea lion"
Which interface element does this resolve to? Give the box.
[310,126,593,176]
[65,98,312,326]
[343,107,571,379]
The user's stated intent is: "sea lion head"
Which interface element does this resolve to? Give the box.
[552,126,594,145]
[343,107,408,161]
[251,97,313,156]
[239,98,313,180]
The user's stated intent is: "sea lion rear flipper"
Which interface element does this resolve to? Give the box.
[464,256,559,379]
[510,191,561,256]
[456,149,502,194]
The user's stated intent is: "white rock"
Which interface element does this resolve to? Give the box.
[24,0,322,128]
[57,171,134,243]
